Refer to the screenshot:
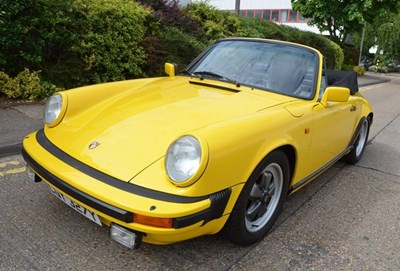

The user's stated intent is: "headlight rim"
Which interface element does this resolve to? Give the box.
[165,135,208,187]
[44,93,67,127]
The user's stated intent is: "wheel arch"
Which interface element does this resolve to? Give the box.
[367,112,374,126]
[275,145,296,189]
[250,144,297,190]
[222,144,294,245]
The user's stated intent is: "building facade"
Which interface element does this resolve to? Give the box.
[191,0,320,33]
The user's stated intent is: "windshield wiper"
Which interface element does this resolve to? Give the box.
[180,69,198,77]
[193,71,241,88]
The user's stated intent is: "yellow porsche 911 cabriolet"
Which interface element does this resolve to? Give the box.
[23,38,373,249]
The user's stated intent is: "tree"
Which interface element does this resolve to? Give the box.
[136,0,198,32]
[376,12,400,60]
[292,0,399,43]
[353,8,400,61]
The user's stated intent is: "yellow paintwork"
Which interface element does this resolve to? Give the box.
[23,39,373,245]
[44,77,292,186]
[24,133,211,218]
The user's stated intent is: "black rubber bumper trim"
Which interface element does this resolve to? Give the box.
[23,129,233,228]
[23,147,232,229]
[22,148,133,223]
[35,129,207,204]
[173,188,231,228]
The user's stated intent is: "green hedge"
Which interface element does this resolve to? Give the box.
[144,27,205,76]
[183,2,241,44]
[0,0,149,89]
[0,0,345,99]
[71,0,149,85]
[0,69,62,100]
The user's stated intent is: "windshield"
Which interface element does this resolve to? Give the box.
[186,40,318,99]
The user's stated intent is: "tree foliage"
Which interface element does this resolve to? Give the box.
[376,12,400,59]
[136,0,203,76]
[71,0,149,85]
[0,0,347,99]
[0,0,149,88]
[353,7,400,61]
[137,0,198,33]
[183,2,241,43]
[0,0,76,76]
[292,0,399,42]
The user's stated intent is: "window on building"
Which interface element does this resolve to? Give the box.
[298,12,305,22]
[271,10,279,22]
[248,10,255,17]
[289,10,297,22]
[237,8,306,24]
[263,10,271,20]
[281,10,288,22]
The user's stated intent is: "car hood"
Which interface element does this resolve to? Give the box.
[46,77,291,182]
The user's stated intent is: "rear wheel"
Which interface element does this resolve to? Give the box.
[344,118,370,164]
[223,150,290,246]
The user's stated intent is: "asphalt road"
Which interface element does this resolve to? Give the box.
[0,104,43,158]
[1,78,400,270]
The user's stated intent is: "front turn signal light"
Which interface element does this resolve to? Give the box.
[133,214,173,228]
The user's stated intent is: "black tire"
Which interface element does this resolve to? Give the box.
[344,118,370,164]
[223,150,290,246]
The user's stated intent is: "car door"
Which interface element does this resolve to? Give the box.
[307,94,360,172]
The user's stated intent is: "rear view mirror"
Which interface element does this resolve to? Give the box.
[321,86,350,106]
[165,63,178,77]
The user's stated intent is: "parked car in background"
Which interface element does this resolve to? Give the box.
[360,56,373,69]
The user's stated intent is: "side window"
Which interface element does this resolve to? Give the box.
[319,75,327,99]
[319,61,328,99]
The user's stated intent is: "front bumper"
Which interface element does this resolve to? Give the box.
[22,129,232,244]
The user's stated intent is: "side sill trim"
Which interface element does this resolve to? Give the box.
[289,146,352,193]
[290,117,366,193]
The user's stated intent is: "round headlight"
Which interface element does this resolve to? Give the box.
[165,136,202,184]
[44,94,64,126]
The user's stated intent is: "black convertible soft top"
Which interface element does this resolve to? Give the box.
[326,70,359,95]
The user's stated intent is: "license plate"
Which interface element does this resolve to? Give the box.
[48,185,102,226]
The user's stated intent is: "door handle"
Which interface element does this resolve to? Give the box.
[350,105,357,112]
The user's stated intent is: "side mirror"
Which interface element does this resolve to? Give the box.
[321,86,350,106]
[165,63,178,77]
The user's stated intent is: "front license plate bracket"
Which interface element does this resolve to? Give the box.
[48,185,102,226]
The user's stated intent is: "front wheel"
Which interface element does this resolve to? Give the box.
[223,150,290,246]
[344,118,370,164]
